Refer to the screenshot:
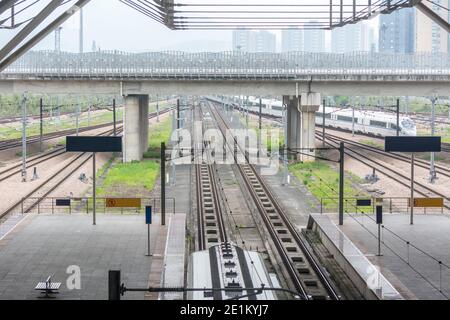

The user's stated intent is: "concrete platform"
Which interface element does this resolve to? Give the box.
[332,213,450,300]
[0,214,168,300]
[159,213,186,300]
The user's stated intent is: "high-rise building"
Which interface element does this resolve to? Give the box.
[331,23,368,53]
[303,21,325,52]
[415,0,448,53]
[232,30,276,52]
[379,7,415,54]
[252,31,276,52]
[232,30,251,51]
[282,28,304,52]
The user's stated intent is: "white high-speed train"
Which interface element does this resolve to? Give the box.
[187,243,278,300]
[317,106,417,137]
[233,97,417,137]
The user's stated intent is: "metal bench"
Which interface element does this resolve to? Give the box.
[35,276,61,298]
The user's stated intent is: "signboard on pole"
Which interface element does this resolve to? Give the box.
[385,136,441,153]
[56,199,71,207]
[145,206,152,225]
[66,136,122,153]
[376,206,383,225]
[106,198,141,208]
[408,198,444,208]
[356,199,372,207]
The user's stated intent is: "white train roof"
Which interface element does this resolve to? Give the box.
[322,106,414,123]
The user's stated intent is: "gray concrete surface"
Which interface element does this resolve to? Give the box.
[0,214,166,300]
[333,213,450,300]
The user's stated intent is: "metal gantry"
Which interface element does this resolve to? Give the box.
[119,0,418,30]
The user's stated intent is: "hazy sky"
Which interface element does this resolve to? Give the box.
[1,0,380,53]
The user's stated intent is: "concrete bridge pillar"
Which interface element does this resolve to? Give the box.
[284,93,320,162]
[123,94,149,163]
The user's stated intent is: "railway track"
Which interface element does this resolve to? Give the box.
[194,105,228,251]
[0,127,123,183]
[207,100,339,300]
[0,108,173,151]
[319,131,450,178]
[0,109,167,222]
[317,133,450,210]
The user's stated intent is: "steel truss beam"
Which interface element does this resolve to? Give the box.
[0,0,92,72]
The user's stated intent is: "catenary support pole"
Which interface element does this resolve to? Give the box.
[39,97,43,152]
[93,152,96,226]
[156,95,160,122]
[430,97,436,183]
[396,99,400,137]
[322,99,326,147]
[113,98,116,136]
[177,99,180,130]
[21,94,27,182]
[161,142,166,226]
[258,98,262,158]
[410,153,415,225]
[339,142,345,226]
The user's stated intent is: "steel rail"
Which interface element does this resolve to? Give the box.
[318,134,450,211]
[208,100,339,300]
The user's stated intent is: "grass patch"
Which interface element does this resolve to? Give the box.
[97,160,160,197]
[236,112,284,152]
[289,161,370,212]
[360,139,383,149]
[144,116,173,158]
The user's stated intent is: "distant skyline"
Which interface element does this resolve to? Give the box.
[0,0,382,53]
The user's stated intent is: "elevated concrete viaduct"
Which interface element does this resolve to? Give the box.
[1,78,450,97]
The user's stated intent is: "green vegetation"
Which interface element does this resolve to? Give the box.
[289,161,370,212]
[96,160,160,197]
[144,116,173,158]
[95,113,173,198]
[236,112,284,152]
[360,139,383,149]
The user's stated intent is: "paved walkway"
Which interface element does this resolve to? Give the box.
[159,213,186,300]
[0,214,167,300]
[331,213,450,300]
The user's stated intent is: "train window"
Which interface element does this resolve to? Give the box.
[401,119,415,129]
[390,123,399,130]
[316,112,332,119]
[370,120,387,128]
[337,115,353,122]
